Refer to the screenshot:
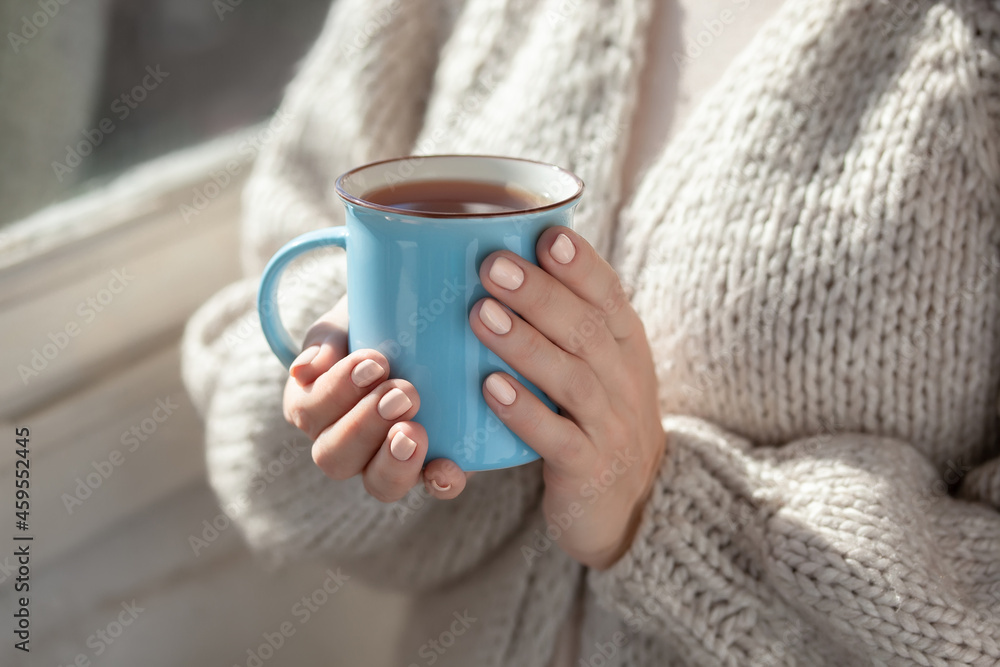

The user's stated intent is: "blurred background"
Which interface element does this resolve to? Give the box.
[0,1,410,665]
[2,0,331,222]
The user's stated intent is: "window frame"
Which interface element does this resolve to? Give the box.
[0,127,257,570]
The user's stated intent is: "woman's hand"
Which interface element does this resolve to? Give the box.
[282,227,664,569]
[282,295,471,501]
[470,227,666,570]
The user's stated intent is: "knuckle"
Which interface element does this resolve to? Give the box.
[521,405,547,440]
[380,461,416,491]
[285,403,314,438]
[433,458,463,481]
[362,477,397,503]
[602,275,629,317]
[550,429,584,468]
[312,434,354,481]
[602,415,629,446]
[566,307,610,357]
[521,330,549,369]
[563,363,600,408]
[528,279,556,313]
[320,459,354,481]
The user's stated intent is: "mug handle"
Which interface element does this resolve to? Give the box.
[257,227,348,368]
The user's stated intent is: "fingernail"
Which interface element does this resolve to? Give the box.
[352,359,385,387]
[485,373,516,405]
[429,479,452,492]
[377,388,412,420]
[389,431,417,461]
[489,257,524,291]
[551,233,576,264]
[479,299,512,335]
[289,345,320,379]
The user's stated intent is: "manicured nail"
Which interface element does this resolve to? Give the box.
[429,479,452,492]
[489,257,524,290]
[479,300,512,335]
[289,346,320,380]
[351,359,385,387]
[377,388,412,420]
[389,431,417,461]
[551,233,576,264]
[485,373,516,405]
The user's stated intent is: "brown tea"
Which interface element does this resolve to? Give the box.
[362,179,545,215]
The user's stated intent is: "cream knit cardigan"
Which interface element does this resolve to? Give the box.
[182,0,1000,664]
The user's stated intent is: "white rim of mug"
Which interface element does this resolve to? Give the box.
[334,154,585,219]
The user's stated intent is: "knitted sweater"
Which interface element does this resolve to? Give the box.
[181,0,1000,664]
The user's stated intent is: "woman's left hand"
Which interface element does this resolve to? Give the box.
[470,226,667,570]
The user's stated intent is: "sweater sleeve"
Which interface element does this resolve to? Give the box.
[588,416,1000,666]
[181,0,547,592]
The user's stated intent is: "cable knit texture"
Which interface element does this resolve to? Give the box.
[182,0,1000,664]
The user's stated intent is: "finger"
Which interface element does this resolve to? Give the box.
[283,348,390,441]
[479,250,621,380]
[312,379,420,480]
[290,294,349,385]
[423,458,470,500]
[481,371,591,475]
[362,421,428,503]
[536,227,643,341]
[470,298,612,420]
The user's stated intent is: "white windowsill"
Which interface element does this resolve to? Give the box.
[0,128,257,571]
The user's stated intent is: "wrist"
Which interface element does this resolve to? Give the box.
[593,431,669,570]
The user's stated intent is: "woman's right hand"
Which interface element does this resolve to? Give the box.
[282,294,471,502]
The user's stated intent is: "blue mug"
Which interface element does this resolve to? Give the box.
[258,155,584,471]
